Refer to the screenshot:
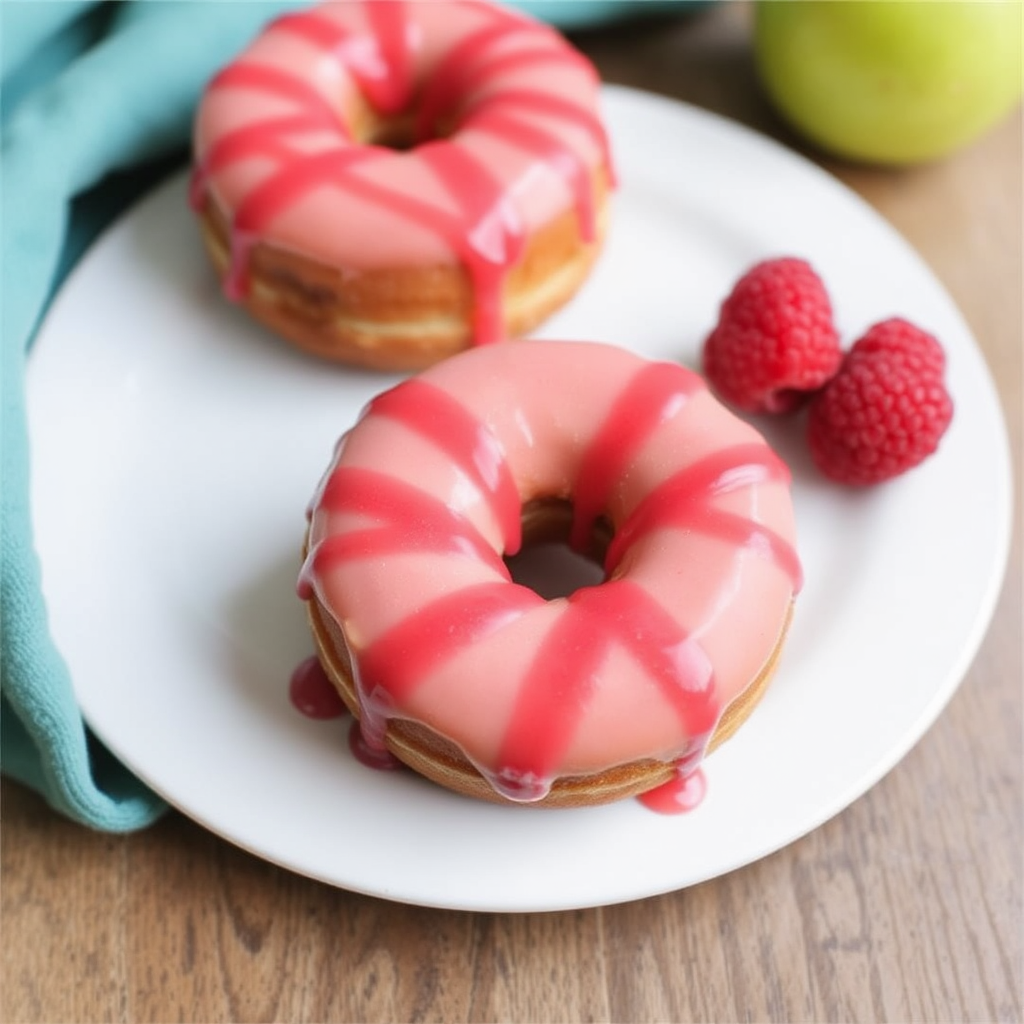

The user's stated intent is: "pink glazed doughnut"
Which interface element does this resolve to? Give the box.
[190,0,613,370]
[298,341,802,808]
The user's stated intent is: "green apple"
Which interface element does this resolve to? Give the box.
[754,0,1023,165]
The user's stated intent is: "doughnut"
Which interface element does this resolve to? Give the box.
[190,0,613,370]
[298,341,803,808]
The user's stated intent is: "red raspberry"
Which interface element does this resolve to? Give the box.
[846,315,947,375]
[702,257,842,413]
[807,318,954,485]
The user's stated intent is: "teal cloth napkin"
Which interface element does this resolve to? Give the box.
[1,0,304,831]
[1,0,697,833]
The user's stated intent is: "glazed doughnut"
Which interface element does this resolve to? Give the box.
[190,0,613,370]
[298,341,802,808]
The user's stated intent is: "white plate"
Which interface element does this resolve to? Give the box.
[27,87,1012,912]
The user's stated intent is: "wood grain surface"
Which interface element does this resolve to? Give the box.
[3,4,1020,1021]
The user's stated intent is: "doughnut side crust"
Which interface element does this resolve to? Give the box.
[194,170,611,370]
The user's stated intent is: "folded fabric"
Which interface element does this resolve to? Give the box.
[1,0,695,833]
[1,0,305,831]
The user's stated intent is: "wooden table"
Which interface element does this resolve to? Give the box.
[3,5,1020,1021]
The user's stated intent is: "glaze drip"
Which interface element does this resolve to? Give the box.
[638,766,708,815]
[289,655,347,719]
[192,0,611,345]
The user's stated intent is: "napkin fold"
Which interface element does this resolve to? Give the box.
[1,0,304,831]
[1,0,695,832]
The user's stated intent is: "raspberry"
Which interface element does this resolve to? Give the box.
[847,315,947,375]
[702,257,842,413]
[807,318,953,485]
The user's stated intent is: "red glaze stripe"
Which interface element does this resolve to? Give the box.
[363,0,416,114]
[606,444,802,592]
[209,62,342,129]
[270,9,350,49]
[322,166,517,345]
[369,380,523,554]
[272,4,415,114]
[416,139,527,343]
[417,140,526,265]
[314,466,507,575]
[463,108,596,241]
[271,9,384,112]
[233,148,386,235]
[677,508,804,593]
[225,147,386,298]
[491,587,612,798]
[355,580,544,749]
[459,44,599,95]
[571,362,703,552]
[199,114,329,177]
[602,579,718,738]
[196,1,609,345]
[188,113,331,213]
[414,17,538,139]
[474,88,612,179]
[494,578,717,799]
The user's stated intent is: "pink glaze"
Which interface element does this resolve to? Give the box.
[191,0,611,345]
[299,341,801,805]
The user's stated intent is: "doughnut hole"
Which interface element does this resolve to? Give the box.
[364,113,419,151]
[504,498,611,601]
[350,94,461,152]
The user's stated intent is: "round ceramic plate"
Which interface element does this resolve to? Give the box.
[27,87,1011,912]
